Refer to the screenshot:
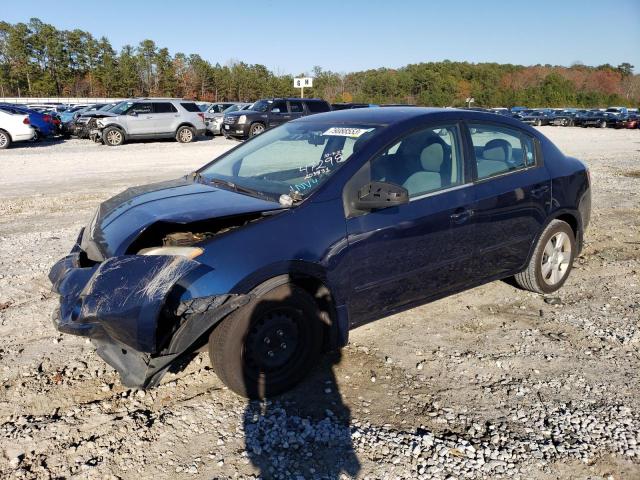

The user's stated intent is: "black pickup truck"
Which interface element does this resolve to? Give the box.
[222,98,331,139]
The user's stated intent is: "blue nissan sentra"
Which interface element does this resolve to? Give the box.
[49,108,591,398]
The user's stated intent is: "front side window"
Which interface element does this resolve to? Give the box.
[128,103,152,114]
[469,123,536,180]
[200,122,383,201]
[370,125,464,198]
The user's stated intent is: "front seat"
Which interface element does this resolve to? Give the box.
[402,140,445,195]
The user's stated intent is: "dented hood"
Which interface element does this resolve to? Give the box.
[82,177,281,260]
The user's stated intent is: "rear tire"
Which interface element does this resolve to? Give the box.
[103,126,125,146]
[599,120,607,128]
[0,129,11,149]
[176,125,196,143]
[208,283,324,399]
[514,220,575,294]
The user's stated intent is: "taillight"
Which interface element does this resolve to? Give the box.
[23,117,30,125]
[197,113,205,121]
[43,114,52,123]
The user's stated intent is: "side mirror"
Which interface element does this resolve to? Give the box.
[271,108,280,113]
[353,181,409,211]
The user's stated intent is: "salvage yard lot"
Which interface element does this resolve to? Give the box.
[0,128,639,479]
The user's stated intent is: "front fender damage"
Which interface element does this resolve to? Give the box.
[50,253,250,389]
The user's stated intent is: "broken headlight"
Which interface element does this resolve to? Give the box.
[138,246,203,259]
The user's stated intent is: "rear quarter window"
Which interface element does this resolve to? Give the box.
[306,101,330,113]
[180,103,200,112]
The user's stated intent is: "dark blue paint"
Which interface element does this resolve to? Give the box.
[50,108,591,387]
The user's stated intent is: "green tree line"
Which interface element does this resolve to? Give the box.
[1,18,639,107]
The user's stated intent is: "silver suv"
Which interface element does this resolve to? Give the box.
[95,99,206,146]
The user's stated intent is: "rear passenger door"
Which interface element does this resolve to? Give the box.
[466,122,551,279]
[152,102,178,133]
[287,100,305,120]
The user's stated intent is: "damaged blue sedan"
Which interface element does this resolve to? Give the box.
[50,108,591,398]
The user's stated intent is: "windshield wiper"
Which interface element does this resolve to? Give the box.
[209,177,271,200]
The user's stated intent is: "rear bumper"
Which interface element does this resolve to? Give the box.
[49,230,249,388]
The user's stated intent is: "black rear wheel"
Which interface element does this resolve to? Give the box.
[208,283,323,399]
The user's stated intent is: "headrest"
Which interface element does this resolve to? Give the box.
[483,139,512,162]
[420,143,444,172]
[352,130,377,153]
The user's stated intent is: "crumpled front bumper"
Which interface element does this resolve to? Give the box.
[49,230,249,388]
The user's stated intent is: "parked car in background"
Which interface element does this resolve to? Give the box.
[0,104,57,139]
[201,102,238,115]
[517,110,551,126]
[549,110,577,126]
[581,111,614,128]
[94,99,206,146]
[71,103,121,138]
[206,102,252,136]
[331,103,379,110]
[0,109,36,148]
[59,104,90,124]
[610,113,638,129]
[49,107,591,398]
[222,98,331,139]
[605,107,628,116]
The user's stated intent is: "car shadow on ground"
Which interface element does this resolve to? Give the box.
[242,350,361,479]
[12,137,67,149]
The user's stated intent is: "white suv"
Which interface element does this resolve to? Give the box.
[0,110,36,149]
[95,99,206,146]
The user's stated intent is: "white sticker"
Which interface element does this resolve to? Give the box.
[322,127,372,138]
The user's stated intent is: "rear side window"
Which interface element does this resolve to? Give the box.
[468,124,536,180]
[289,101,304,113]
[306,101,330,113]
[180,103,200,112]
[153,102,177,113]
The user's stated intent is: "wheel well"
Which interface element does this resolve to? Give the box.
[176,123,196,131]
[0,128,11,140]
[289,276,337,352]
[555,213,578,239]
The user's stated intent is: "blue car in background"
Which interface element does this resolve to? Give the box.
[0,104,56,139]
[49,108,591,398]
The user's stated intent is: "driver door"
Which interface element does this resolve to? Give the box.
[344,123,478,325]
[125,102,154,135]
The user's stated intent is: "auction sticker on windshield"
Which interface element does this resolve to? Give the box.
[322,127,373,138]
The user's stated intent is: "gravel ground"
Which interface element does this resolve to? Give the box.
[0,128,639,479]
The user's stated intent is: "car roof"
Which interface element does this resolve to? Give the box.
[295,107,449,125]
[294,107,537,132]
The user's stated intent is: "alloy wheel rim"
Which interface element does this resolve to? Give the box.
[252,124,264,135]
[541,231,572,286]
[0,132,7,147]
[180,129,193,142]
[107,130,122,145]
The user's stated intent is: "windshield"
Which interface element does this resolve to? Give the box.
[250,100,270,112]
[200,122,382,201]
